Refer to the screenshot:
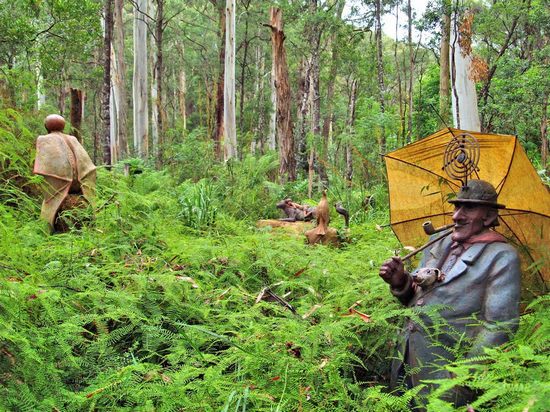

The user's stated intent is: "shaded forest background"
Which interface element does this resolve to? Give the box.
[1,0,548,185]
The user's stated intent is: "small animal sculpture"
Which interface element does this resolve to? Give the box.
[314,189,329,235]
[411,267,445,290]
[276,198,316,222]
[335,202,349,227]
[305,190,330,244]
[277,197,350,224]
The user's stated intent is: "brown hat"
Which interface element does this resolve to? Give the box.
[448,179,505,209]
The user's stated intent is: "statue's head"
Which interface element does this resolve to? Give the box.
[449,179,504,242]
[44,114,65,133]
[276,198,292,209]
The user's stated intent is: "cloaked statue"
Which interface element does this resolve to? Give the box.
[33,114,96,232]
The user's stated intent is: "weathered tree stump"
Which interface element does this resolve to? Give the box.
[256,219,313,236]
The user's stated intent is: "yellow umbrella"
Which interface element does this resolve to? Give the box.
[384,127,550,300]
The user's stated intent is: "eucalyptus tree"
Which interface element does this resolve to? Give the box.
[133,0,149,158]
[269,7,295,182]
[102,0,114,166]
[450,2,480,131]
[111,0,129,160]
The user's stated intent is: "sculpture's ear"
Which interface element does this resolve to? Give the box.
[482,208,499,228]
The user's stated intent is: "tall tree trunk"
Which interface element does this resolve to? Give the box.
[36,62,46,110]
[295,57,310,174]
[439,0,451,128]
[269,7,295,182]
[308,0,324,188]
[224,0,237,161]
[322,2,345,158]
[58,77,67,115]
[406,0,414,143]
[70,88,84,143]
[211,0,226,159]
[307,149,315,198]
[102,0,113,166]
[113,0,128,158]
[251,32,266,154]
[267,50,277,151]
[154,0,165,165]
[239,0,251,131]
[109,57,119,164]
[150,1,159,163]
[133,0,149,158]
[345,78,358,185]
[450,6,480,131]
[375,0,386,152]
[178,64,187,133]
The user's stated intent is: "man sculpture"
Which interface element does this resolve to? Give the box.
[33,114,96,232]
[379,180,521,407]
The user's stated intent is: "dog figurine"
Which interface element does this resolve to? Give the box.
[411,267,445,290]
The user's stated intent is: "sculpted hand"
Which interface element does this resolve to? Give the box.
[379,256,408,289]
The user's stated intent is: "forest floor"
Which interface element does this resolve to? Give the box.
[1,165,548,411]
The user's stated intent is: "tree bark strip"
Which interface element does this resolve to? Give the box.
[345,78,358,185]
[211,0,226,159]
[224,0,237,161]
[133,0,149,158]
[70,88,84,143]
[113,0,128,159]
[269,7,295,181]
[101,0,113,166]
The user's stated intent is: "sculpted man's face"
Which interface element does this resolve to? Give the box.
[451,203,492,242]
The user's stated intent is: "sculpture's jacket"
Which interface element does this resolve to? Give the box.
[33,132,96,228]
[389,233,521,404]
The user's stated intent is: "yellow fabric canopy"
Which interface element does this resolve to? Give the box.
[384,127,550,299]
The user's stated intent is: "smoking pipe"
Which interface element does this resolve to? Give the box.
[401,221,456,262]
[422,221,455,235]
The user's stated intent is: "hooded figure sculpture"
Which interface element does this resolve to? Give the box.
[33,114,96,231]
[379,179,521,408]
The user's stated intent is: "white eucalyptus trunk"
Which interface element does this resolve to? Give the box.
[109,74,118,163]
[150,0,159,159]
[179,69,187,132]
[450,6,480,131]
[133,0,149,157]
[223,0,237,161]
[110,43,119,163]
[36,63,46,110]
[113,0,128,158]
[176,41,187,132]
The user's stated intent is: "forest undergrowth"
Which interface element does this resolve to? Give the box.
[0,110,549,411]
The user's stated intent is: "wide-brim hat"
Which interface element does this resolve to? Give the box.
[448,179,506,209]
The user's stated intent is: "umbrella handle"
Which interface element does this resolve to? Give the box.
[402,229,454,262]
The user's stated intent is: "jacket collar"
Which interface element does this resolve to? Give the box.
[429,235,488,284]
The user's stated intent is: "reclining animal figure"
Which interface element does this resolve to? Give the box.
[276,198,317,222]
[277,197,349,227]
